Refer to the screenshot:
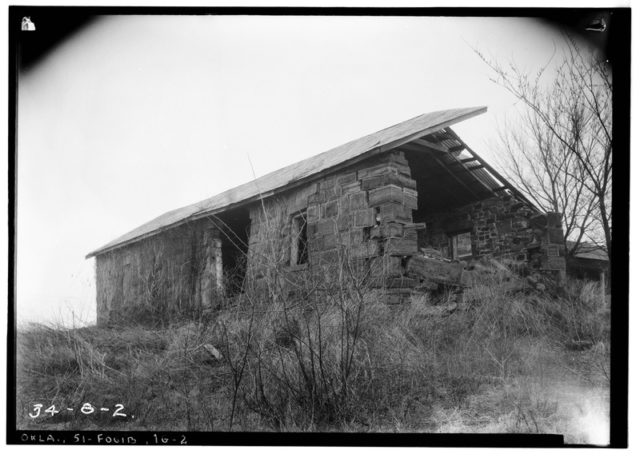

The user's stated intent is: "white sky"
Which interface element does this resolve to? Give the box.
[16,15,595,326]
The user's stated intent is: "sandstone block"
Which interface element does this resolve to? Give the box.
[368,184,404,207]
[353,208,375,227]
[385,238,418,256]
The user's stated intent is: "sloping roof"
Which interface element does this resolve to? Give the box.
[567,241,609,262]
[87,106,487,258]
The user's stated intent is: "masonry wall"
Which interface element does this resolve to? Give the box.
[245,150,420,297]
[418,195,566,274]
[95,219,222,325]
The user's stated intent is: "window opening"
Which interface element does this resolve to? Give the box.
[291,211,308,265]
[450,231,472,260]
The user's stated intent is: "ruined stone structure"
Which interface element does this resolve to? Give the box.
[88,107,566,325]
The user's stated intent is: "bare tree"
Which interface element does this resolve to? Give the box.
[476,34,612,259]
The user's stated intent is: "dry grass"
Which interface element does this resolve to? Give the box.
[16,277,610,442]
[17,322,236,431]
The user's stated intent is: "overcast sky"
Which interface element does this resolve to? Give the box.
[16,14,597,326]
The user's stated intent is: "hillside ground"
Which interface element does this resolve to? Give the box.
[16,278,610,444]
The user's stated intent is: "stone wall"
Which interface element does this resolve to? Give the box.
[245,151,420,298]
[418,195,566,275]
[95,219,222,325]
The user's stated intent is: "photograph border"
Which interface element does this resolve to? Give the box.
[6,5,630,448]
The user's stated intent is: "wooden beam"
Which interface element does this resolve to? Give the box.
[448,144,466,154]
[412,138,449,154]
[459,157,477,164]
[430,131,451,141]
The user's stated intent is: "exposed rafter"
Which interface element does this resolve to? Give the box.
[458,157,478,164]
[444,127,538,210]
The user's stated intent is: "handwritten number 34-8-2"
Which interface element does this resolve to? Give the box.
[29,403,127,418]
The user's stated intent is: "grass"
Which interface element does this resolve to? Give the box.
[16,277,610,443]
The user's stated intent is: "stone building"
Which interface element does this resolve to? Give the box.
[566,241,609,282]
[87,107,566,324]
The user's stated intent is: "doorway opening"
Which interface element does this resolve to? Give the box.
[213,206,251,296]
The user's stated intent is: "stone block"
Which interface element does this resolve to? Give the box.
[317,249,339,265]
[387,151,409,165]
[369,255,404,277]
[378,203,412,223]
[360,175,386,191]
[319,177,336,191]
[307,221,318,237]
[349,191,368,209]
[357,163,399,179]
[337,172,357,186]
[350,241,379,259]
[544,256,566,271]
[403,193,418,210]
[393,163,412,176]
[337,212,353,231]
[307,204,320,221]
[351,229,364,245]
[338,230,363,247]
[308,237,323,252]
[405,222,426,231]
[340,181,361,195]
[380,222,404,238]
[403,228,418,241]
[368,184,404,207]
[323,233,337,250]
[361,173,416,191]
[406,256,464,285]
[546,228,564,244]
[324,187,338,200]
[324,200,339,218]
[292,192,311,213]
[307,191,325,205]
[353,208,375,227]
[337,195,350,214]
[395,173,417,190]
[547,212,563,228]
[369,222,404,239]
[316,219,336,236]
[385,238,418,256]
